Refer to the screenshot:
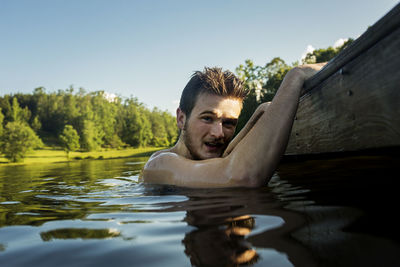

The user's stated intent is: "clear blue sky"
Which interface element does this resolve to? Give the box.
[1,0,398,114]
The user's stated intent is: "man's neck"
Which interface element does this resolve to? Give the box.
[170,138,193,159]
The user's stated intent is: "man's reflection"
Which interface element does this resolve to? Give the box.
[183,214,259,266]
[155,185,316,266]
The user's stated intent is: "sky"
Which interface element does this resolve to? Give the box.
[1,0,398,114]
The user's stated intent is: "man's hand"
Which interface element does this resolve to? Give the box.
[291,62,327,82]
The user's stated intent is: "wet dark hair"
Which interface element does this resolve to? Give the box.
[179,67,247,118]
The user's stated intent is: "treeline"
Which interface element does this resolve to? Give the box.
[0,88,178,161]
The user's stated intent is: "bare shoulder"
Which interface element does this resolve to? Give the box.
[142,149,184,185]
[148,148,172,160]
[144,148,181,170]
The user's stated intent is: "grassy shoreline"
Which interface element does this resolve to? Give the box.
[0,147,165,166]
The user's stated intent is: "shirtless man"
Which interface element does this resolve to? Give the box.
[143,63,325,188]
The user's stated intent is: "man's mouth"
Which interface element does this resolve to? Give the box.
[204,141,224,150]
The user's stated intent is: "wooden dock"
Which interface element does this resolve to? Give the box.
[285,3,400,156]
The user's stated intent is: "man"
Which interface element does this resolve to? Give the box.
[143,63,325,187]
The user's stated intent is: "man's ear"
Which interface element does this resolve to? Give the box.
[176,108,186,130]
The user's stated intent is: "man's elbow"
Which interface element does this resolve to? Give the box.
[229,169,272,188]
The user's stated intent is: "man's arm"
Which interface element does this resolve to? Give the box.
[143,63,326,188]
[222,101,271,157]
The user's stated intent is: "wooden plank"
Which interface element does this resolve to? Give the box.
[285,23,400,155]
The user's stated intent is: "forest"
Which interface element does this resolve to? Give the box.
[0,90,178,162]
[0,40,352,162]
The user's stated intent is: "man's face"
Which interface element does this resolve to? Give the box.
[179,93,242,160]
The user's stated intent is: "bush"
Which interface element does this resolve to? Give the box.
[0,122,43,162]
[59,125,80,157]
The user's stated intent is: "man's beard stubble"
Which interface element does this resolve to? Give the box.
[182,122,203,160]
[182,121,227,160]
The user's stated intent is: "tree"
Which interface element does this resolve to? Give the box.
[116,98,155,148]
[117,98,143,147]
[235,59,267,132]
[150,108,170,147]
[11,97,31,123]
[162,111,179,145]
[0,108,4,137]
[261,57,291,102]
[0,121,43,162]
[138,108,154,147]
[90,91,121,148]
[31,115,41,132]
[59,125,80,158]
[302,38,354,64]
[81,120,104,151]
[235,57,292,132]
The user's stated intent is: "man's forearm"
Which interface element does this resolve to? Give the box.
[222,102,269,157]
[225,68,306,187]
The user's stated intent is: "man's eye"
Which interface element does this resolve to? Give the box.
[201,116,212,122]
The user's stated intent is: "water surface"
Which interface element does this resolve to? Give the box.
[0,155,399,266]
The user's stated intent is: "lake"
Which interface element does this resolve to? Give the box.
[0,154,399,266]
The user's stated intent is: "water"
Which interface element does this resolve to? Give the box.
[0,154,399,266]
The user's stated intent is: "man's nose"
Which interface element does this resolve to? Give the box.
[210,122,224,138]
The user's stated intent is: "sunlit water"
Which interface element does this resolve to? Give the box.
[1,154,399,267]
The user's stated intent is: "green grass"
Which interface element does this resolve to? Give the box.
[0,147,165,166]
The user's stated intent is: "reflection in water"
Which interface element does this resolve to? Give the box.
[158,187,314,267]
[0,158,147,227]
[0,155,400,266]
[183,215,259,266]
[40,228,121,241]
